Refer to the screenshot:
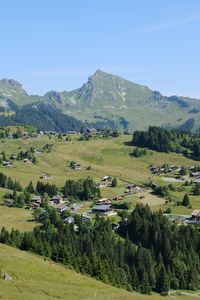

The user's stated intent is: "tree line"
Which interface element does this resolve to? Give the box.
[0,204,200,295]
[132,126,200,159]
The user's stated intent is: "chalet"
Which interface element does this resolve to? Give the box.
[127,184,136,190]
[30,202,40,210]
[191,209,200,220]
[51,195,64,205]
[190,172,200,178]
[10,155,17,160]
[97,198,112,205]
[72,163,81,170]
[40,173,51,180]
[3,161,12,167]
[133,186,143,193]
[168,165,182,172]
[150,166,165,175]
[189,166,195,171]
[102,176,112,182]
[86,128,97,135]
[4,199,14,207]
[56,204,68,213]
[64,216,75,224]
[92,204,112,215]
[31,195,42,205]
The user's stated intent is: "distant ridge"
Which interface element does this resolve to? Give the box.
[1,70,200,132]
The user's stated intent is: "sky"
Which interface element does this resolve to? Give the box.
[0,0,200,97]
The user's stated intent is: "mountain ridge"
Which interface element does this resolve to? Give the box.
[1,70,200,131]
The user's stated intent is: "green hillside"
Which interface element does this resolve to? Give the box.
[0,243,198,300]
[0,134,199,217]
[0,133,200,298]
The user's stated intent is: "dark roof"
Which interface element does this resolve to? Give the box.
[92,204,111,211]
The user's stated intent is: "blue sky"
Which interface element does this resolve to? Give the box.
[0,0,200,97]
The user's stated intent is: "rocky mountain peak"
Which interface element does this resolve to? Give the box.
[0,79,23,89]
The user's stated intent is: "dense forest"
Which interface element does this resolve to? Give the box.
[0,204,200,295]
[132,126,200,159]
[0,102,116,132]
[0,103,84,132]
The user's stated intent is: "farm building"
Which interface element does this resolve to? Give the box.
[92,204,111,214]
[191,209,200,220]
[50,195,64,205]
[4,199,14,207]
[102,176,112,182]
[56,204,68,213]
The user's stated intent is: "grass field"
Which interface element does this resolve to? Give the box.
[0,134,200,230]
[1,134,199,188]
[0,205,36,231]
[0,243,199,300]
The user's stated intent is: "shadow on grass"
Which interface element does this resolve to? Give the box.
[123,141,132,146]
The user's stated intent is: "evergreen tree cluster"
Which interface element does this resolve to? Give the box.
[63,178,100,200]
[132,126,200,159]
[17,148,36,163]
[0,172,22,191]
[0,204,200,295]
[131,148,147,158]
[5,189,31,208]
[0,102,84,133]
[36,181,58,198]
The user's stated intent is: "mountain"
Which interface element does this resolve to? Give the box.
[0,78,40,110]
[1,70,200,132]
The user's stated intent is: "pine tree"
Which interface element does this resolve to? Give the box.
[156,265,169,295]
[193,183,200,196]
[182,194,190,206]
[27,181,35,193]
[111,177,118,187]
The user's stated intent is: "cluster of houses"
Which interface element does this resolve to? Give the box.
[20,131,44,140]
[168,210,200,225]
[150,165,183,175]
[30,194,69,212]
[151,165,200,182]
